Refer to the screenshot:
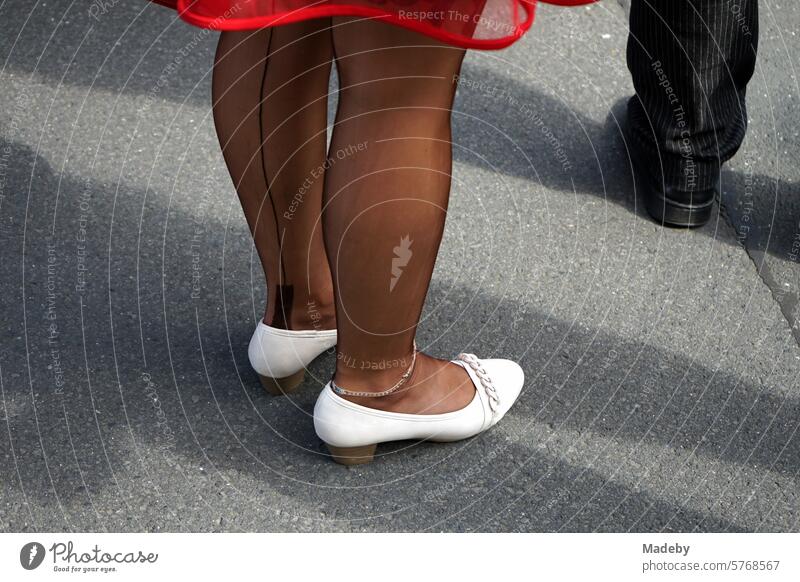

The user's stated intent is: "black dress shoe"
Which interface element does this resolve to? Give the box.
[623,114,718,228]
[633,150,718,228]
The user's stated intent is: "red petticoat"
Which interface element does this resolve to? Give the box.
[150,0,595,50]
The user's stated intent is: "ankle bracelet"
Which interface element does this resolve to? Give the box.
[330,342,417,398]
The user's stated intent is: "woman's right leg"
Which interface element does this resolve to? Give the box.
[323,17,475,414]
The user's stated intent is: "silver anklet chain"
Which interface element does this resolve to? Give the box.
[330,342,417,398]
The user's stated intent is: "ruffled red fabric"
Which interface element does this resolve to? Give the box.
[150,0,595,50]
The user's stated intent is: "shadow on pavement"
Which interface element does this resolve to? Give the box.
[2,139,797,532]
[2,1,796,261]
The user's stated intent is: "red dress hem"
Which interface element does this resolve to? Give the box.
[151,0,593,51]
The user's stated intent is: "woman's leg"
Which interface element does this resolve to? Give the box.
[212,21,335,330]
[324,17,474,414]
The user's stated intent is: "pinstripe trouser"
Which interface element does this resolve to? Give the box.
[626,0,759,192]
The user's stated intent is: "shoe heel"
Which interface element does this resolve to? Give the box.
[258,369,305,396]
[326,443,377,466]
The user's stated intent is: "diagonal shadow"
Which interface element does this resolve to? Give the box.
[3,0,796,265]
[1,139,797,532]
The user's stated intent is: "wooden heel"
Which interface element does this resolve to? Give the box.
[326,443,377,466]
[258,369,305,396]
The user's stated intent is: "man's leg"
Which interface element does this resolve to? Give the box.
[626,0,759,227]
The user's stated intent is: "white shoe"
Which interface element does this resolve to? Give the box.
[248,322,337,395]
[313,353,524,464]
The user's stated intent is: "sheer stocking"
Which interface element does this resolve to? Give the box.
[325,17,474,414]
[212,21,336,330]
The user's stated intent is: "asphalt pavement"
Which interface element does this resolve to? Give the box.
[1,0,799,532]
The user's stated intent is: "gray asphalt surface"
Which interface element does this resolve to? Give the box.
[1,0,799,532]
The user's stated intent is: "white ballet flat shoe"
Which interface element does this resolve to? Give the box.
[313,353,524,465]
[248,322,337,396]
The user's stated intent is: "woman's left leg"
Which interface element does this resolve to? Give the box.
[212,20,336,330]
